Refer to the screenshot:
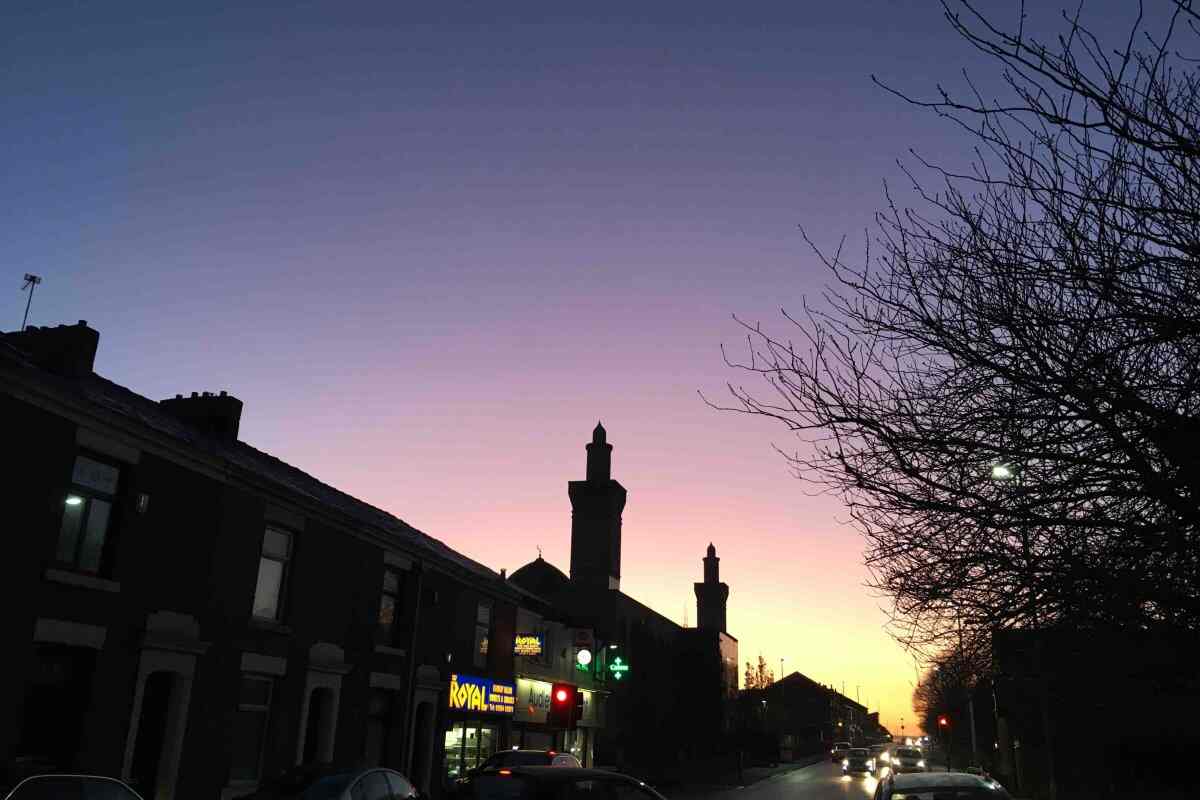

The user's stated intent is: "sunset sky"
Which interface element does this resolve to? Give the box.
[4,0,1145,734]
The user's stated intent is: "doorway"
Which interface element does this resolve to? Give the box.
[130,671,176,799]
[303,687,336,763]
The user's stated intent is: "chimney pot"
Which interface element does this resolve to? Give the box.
[160,390,243,441]
[219,390,227,397]
[78,320,87,326]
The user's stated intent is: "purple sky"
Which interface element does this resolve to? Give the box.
[4,0,1146,731]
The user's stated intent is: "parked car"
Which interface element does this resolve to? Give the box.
[888,747,927,774]
[236,765,420,800]
[831,741,853,762]
[842,748,876,776]
[463,767,664,800]
[478,751,581,772]
[4,775,143,800]
[872,770,1011,800]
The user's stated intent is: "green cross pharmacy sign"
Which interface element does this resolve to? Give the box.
[609,656,630,680]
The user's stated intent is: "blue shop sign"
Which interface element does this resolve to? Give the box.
[448,673,516,714]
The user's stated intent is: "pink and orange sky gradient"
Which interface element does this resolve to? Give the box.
[3,0,1149,735]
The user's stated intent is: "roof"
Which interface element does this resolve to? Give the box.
[0,335,518,596]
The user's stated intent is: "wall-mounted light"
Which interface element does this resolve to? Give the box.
[65,495,83,506]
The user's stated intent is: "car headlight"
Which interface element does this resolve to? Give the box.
[917,760,925,768]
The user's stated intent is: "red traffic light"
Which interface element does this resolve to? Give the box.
[938,715,949,727]
[555,688,569,703]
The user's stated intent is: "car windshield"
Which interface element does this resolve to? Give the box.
[835,743,851,749]
[896,749,922,758]
[849,749,868,757]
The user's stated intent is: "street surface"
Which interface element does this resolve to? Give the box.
[673,760,883,800]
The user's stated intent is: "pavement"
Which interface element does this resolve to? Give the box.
[662,758,880,800]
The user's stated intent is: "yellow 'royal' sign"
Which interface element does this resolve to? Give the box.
[449,673,515,714]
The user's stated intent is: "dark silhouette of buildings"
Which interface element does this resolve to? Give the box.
[0,321,739,800]
[509,424,738,770]
[695,543,729,633]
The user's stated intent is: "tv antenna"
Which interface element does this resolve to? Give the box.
[21,274,42,331]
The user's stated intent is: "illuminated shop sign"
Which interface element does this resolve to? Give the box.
[516,677,552,723]
[609,656,629,680]
[514,634,544,657]
[448,673,516,715]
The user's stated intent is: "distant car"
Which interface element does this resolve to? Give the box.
[478,751,581,771]
[872,770,1011,800]
[842,748,876,776]
[4,775,144,800]
[831,742,853,762]
[236,765,420,800]
[888,748,927,774]
[868,744,891,765]
[462,767,664,800]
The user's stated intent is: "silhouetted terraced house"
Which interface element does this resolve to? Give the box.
[0,321,544,800]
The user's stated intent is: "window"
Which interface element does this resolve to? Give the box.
[253,527,292,621]
[81,779,142,800]
[444,722,497,781]
[377,569,402,646]
[8,777,84,800]
[16,644,98,770]
[473,602,492,669]
[57,454,120,574]
[230,675,273,781]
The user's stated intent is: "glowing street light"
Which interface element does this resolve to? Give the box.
[990,463,1016,480]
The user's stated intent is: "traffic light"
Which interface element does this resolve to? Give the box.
[548,683,574,729]
[938,715,949,728]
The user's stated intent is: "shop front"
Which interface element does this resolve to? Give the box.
[512,677,603,766]
[443,673,516,783]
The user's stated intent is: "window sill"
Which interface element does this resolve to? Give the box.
[44,568,121,593]
[248,617,292,635]
[374,645,408,657]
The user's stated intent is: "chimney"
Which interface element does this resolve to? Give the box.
[2,320,99,377]
[160,390,243,441]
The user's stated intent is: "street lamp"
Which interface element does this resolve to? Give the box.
[990,462,1016,480]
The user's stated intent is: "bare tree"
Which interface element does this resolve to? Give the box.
[714,1,1200,657]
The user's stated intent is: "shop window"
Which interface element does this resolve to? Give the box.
[443,722,497,781]
[57,454,121,575]
[377,569,403,646]
[230,675,273,781]
[473,602,492,669]
[252,528,292,621]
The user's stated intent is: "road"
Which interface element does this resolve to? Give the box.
[678,760,881,800]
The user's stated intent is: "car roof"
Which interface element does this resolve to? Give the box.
[892,772,992,789]
[500,768,640,782]
[6,775,145,800]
